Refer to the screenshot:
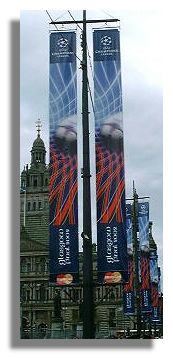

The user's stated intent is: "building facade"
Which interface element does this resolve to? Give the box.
[20,125,134,338]
[20,125,162,339]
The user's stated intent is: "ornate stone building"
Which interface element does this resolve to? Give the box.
[20,124,137,339]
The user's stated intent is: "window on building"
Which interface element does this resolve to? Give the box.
[115,287,119,299]
[26,176,30,187]
[72,309,78,322]
[20,286,26,302]
[26,290,30,301]
[33,177,38,187]
[105,287,109,300]
[21,180,26,189]
[79,289,82,301]
[73,289,79,302]
[21,258,27,273]
[35,289,39,301]
[35,262,39,273]
[110,288,115,301]
[33,202,36,211]
[40,286,46,301]
[45,178,48,186]
[27,202,31,211]
[40,258,45,273]
[97,288,101,300]
[27,262,31,273]
[38,201,42,210]
[46,289,49,301]
[109,309,115,327]
[21,201,24,212]
[41,174,44,186]
[65,288,70,301]
[44,200,48,209]
[69,289,73,302]
[45,260,48,273]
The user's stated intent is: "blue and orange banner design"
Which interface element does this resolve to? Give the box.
[138,202,149,252]
[140,254,151,313]
[93,29,128,284]
[150,250,159,321]
[123,257,135,314]
[49,32,79,285]
[151,283,159,321]
[138,202,151,312]
[150,250,159,283]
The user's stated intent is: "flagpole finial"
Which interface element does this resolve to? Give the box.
[35,119,42,137]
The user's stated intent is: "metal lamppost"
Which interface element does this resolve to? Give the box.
[81,10,94,339]
[132,182,141,338]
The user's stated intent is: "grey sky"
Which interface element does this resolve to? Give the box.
[20,10,162,283]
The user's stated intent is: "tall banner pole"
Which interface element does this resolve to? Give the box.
[123,204,135,315]
[81,10,94,339]
[132,182,141,338]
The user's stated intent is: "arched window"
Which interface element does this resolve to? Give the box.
[33,177,38,187]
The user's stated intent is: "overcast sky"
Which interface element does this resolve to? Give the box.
[20,9,163,282]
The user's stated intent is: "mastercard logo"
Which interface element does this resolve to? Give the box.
[104,271,122,283]
[56,273,73,285]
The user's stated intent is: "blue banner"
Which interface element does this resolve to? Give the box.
[158,267,161,295]
[49,32,79,285]
[150,251,159,321]
[93,29,128,284]
[138,203,151,311]
[151,283,159,321]
[138,202,149,252]
[150,250,159,283]
[123,258,135,314]
[140,254,152,313]
[126,204,133,255]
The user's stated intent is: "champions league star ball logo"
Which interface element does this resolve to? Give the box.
[57,37,68,49]
[101,35,112,47]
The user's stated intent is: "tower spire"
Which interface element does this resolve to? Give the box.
[35,119,42,138]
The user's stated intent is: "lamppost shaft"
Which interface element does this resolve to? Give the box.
[132,182,142,338]
[81,10,94,339]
